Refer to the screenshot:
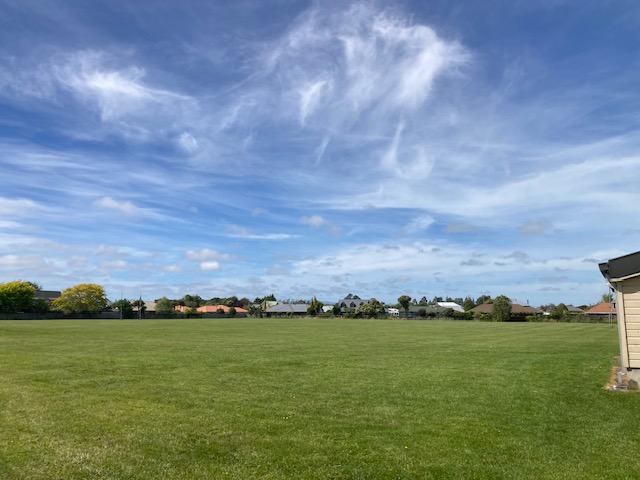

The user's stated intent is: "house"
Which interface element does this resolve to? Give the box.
[585,302,615,319]
[173,305,248,315]
[599,251,640,385]
[34,290,61,302]
[566,305,585,314]
[470,303,542,315]
[265,303,309,316]
[199,305,248,314]
[436,301,464,313]
[339,294,369,310]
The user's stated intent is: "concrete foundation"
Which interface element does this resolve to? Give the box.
[626,369,640,390]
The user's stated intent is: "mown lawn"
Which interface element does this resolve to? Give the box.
[0,318,638,479]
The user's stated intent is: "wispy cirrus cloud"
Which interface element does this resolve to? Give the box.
[0,197,42,216]
[226,224,299,240]
[93,196,146,216]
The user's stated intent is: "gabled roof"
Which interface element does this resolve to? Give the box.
[265,303,309,313]
[198,305,248,313]
[470,303,541,314]
[339,298,368,308]
[34,290,61,301]
[599,250,640,282]
[437,302,464,312]
[585,302,616,315]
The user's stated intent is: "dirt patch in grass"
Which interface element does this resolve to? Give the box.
[604,357,627,390]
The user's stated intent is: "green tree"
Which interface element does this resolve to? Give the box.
[476,294,492,306]
[552,303,569,319]
[132,299,146,319]
[112,299,135,318]
[492,295,512,322]
[462,296,475,311]
[397,295,412,318]
[418,296,428,305]
[357,298,385,318]
[601,292,613,303]
[249,304,263,318]
[226,296,239,308]
[332,304,342,316]
[307,297,324,316]
[0,280,37,313]
[52,283,108,315]
[181,294,203,309]
[155,297,175,316]
[228,306,236,316]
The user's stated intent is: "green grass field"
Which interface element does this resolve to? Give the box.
[0,318,638,479]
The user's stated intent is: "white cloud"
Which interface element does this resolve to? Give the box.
[251,2,469,137]
[200,261,220,271]
[178,132,199,153]
[406,215,434,233]
[94,196,143,215]
[162,265,182,272]
[184,248,234,262]
[99,260,127,269]
[0,197,41,216]
[519,220,553,235]
[299,78,331,127]
[300,215,327,227]
[226,225,299,240]
[55,50,191,122]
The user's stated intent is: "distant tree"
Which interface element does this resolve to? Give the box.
[602,292,613,303]
[216,307,225,315]
[492,296,512,322]
[238,297,251,308]
[155,297,175,316]
[552,303,569,319]
[182,294,203,309]
[26,281,43,291]
[30,298,50,313]
[332,304,342,316]
[51,284,108,315]
[249,304,263,317]
[431,296,443,304]
[307,297,324,316]
[418,308,427,318]
[462,296,475,311]
[419,296,428,305]
[228,306,236,316]
[0,280,37,313]
[131,299,146,319]
[226,296,239,308]
[112,299,135,318]
[357,298,385,318]
[397,295,412,318]
[476,294,492,306]
[539,303,556,314]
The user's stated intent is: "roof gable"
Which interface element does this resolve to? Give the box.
[600,250,640,282]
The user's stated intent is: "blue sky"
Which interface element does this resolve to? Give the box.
[1,0,639,306]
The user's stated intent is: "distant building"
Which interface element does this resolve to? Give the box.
[470,303,542,315]
[34,290,61,302]
[436,302,464,313]
[339,294,369,311]
[265,303,309,316]
[584,302,616,319]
